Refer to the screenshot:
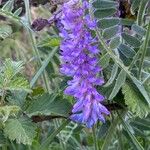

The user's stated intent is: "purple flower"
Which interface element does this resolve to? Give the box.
[59,0,110,128]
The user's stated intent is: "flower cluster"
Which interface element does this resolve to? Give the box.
[59,0,110,128]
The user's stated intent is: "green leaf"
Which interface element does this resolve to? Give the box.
[2,0,14,12]
[97,18,120,29]
[92,0,118,9]
[37,37,60,48]
[99,53,110,68]
[131,0,141,14]
[13,7,22,16]
[118,44,136,58]
[0,59,31,93]
[119,114,145,150]
[120,18,135,26]
[8,91,27,108]
[4,118,37,145]
[104,63,119,87]
[0,24,12,39]
[0,105,20,122]
[131,77,150,105]
[101,112,126,150]
[122,82,150,118]
[122,33,141,47]
[2,59,24,78]
[132,24,146,37]
[30,48,58,87]
[109,36,121,49]
[94,8,117,19]
[26,93,72,117]
[103,25,119,40]
[109,69,127,100]
[5,76,31,92]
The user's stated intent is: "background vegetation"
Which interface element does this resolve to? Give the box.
[0,0,150,150]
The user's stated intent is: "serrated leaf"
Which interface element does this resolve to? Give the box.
[8,91,27,107]
[0,24,12,39]
[2,59,24,78]
[5,76,31,92]
[4,118,37,145]
[26,93,72,117]
[0,105,20,122]
[0,59,31,93]
[109,69,127,100]
[122,33,141,47]
[122,82,150,118]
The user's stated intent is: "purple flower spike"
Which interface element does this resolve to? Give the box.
[59,0,110,128]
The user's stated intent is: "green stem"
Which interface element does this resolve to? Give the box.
[30,47,58,88]
[23,0,51,92]
[92,126,99,150]
[2,145,7,150]
[137,0,148,26]
[39,119,70,149]
[138,22,150,79]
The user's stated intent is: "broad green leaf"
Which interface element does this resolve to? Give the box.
[109,69,127,100]
[122,33,141,47]
[4,118,37,145]
[26,93,72,117]
[0,24,12,39]
[122,82,150,118]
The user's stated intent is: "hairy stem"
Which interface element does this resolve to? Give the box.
[138,22,150,79]
[92,126,99,150]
